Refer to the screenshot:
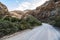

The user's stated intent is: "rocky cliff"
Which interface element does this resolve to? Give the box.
[27,0,60,22]
[0,0,60,22]
[0,2,9,17]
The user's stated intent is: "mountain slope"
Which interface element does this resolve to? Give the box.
[0,2,9,17]
[26,0,60,23]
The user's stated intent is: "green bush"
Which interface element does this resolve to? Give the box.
[20,20,31,29]
[53,16,60,27]
[3,16,21,22]
[26,15,42,26]
[48,16,60,27]
[0,15,42,38]
[0,20,19,37]
[15,15,42,30]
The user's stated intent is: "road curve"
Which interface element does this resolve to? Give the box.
[2,23,60,40]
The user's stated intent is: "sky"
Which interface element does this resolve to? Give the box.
[0,0,48,11]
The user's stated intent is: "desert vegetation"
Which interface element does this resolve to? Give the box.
[0,15,42,38]
[0,2,42,38]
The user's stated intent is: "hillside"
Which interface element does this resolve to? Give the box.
[0,2,9,18]
[0,0,60,40]
[26,0,60,22]
[0,2,42,38]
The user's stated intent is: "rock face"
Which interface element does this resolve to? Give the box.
[0,0,60,22]
[0,2,9,17]
[27,0,60,22]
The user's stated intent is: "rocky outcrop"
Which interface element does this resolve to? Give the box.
[27,0,60,22]
[0,2,9,17]
[36,1,56,19]
[0,0,60,22]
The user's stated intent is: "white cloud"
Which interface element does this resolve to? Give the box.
[16,2,31,11]
[15,0,48,11]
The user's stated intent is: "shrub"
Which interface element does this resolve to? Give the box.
[17,15,42,30]
[53,16,60,27]
[19,20,31,29]
[0,20,19,37]
[3,16,21,22]
[0,15,42,38]
[26,15,42,26]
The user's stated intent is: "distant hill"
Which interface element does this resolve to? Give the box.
[0,2,29,19]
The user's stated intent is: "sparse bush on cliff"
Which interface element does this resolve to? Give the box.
[53,16,60,27]
[49,7,60,27]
